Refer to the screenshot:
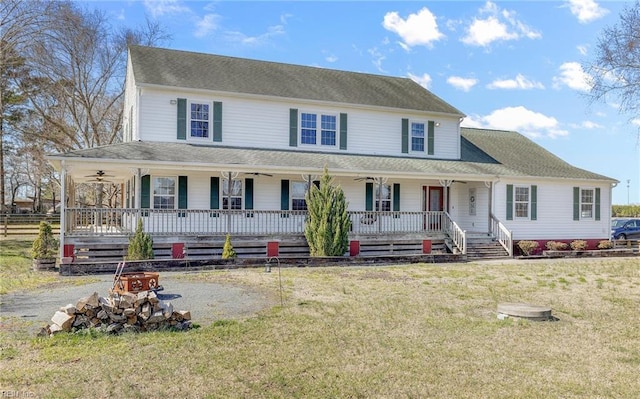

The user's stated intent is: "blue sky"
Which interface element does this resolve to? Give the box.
[85,0,639,204]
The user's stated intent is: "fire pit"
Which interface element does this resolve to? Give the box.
[113,272,161,294]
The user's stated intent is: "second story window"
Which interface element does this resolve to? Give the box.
[301,112,337,147]
[190,102,210,139]
[411,122,425,152]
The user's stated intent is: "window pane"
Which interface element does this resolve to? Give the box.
[515,203,528,218]
[515,187,529,201]
[190,103,209,138]
[321,115,336,146]
[222,179,243,196]
[292,199,307,211]
[301,113,316,144]
[411,123,424,151]
[153,177,175,195]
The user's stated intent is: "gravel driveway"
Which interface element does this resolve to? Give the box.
[1,272,274,333]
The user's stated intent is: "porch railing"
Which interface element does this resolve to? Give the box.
[444,213,466,254]
[64,208,449,237]
[490,213,513,257]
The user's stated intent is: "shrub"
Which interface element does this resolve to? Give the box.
[304,166,351,256]
[32,221,58,259]
[127,219,154,260]
[570,240,588,251]
[546,241,568,251]
[517,240,539,256]
[597,240,614,249]
[222,234,237,259]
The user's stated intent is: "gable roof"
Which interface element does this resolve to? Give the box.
[128,45,464,115]
[47,128,615,183]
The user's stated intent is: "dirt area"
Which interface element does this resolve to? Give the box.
[0,271,275,333]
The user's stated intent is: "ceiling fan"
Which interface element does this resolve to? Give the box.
[354,177,375,181]
[245,172,273,177]
[84,170,114,178]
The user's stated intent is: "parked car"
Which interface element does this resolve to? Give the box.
[611,218,640,240]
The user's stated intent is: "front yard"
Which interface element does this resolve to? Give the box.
[1,236,639,398]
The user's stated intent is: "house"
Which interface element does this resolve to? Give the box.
[46,45,617,263]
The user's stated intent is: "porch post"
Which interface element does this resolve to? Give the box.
[485,181,493,230]
[58,161,67,260]
[135,168,142,209]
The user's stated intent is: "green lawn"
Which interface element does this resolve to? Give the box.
[1,248,640,398]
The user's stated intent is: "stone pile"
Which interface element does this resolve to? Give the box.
[39,290,192,337]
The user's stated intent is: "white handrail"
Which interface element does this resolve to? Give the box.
[490,213,513,257]
[444,213,466,254]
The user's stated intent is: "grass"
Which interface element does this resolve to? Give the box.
[0,237,97,295]
[1,255,640,398]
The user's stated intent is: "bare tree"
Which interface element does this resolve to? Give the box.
[586,1,640,124]
[0,0,51,211]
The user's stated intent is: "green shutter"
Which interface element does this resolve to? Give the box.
[141,175,150,209]
[427,120,435,155]
[281,180,290,210]
[595,188,601,221]
[401,118,409,154]
[210,177,220,210]
[340,113,348,150]
[506,184,513,220]
[178,176,188,209]
[365,182,373,211]
[245,178,254,210]
[289,109,298,147]
[213,101,222,142]
[177,98,186,140]
[531,185,537,221]
[178,176,188,217]
[393,183,400,212]
[573,187,580,221]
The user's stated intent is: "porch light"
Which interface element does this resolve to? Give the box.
[435,122,440,127]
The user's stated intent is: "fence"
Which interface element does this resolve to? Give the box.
[1,214,60,237]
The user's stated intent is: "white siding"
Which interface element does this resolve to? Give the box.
[450,182,489,232]
[136,87,461,159]
[494,180,612,240]
[122,56,138,142]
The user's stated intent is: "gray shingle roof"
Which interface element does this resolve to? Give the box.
[47,128,615,182]
[128,45,464,115]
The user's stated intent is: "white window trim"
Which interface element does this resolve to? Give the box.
[514,185,530,220]
[291,181,309,211]
[409,120,426,154]
[152,176,177,210]
[222,178,243,210]
[580,187,595,220]
[299,111,338,148]
[188,100,212,141]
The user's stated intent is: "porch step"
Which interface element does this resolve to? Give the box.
[465,237,511,260]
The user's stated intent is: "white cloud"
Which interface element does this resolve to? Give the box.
[368,47,386,73]
[577,44,588,56]
[487,74,544,90]
[408,72,432,89]
[462,106,568,138]
[143,0,190,18]
[226,24,285,46]
[325,54,338,63]
[382,7,444,49]
[447,76,478,92]
[569,120,604,129]
[553,62,591,92]
[566,0,609,24]
[194,14,220,38]
[632,118,640,127]
[461,1,540,47]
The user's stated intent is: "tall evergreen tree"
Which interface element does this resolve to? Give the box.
[304,166,351,256]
